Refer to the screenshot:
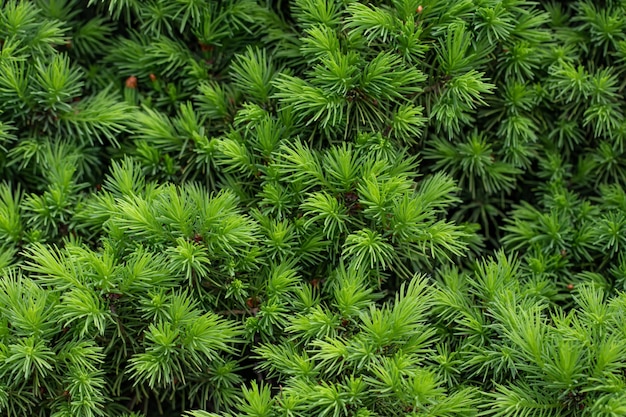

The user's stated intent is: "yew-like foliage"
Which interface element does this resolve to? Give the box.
[1,1,626,416]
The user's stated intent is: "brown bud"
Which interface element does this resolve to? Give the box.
[416,5,423,13]
[344,192,359,203]
[567,284,575,290]
[125,75,138,89]
[149,73,157,82]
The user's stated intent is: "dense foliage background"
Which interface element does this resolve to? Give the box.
[1,0,626,416]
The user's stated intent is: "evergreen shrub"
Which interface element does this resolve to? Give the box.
[1,0,626,416]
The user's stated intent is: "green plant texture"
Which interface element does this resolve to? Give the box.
[1,0,626,416]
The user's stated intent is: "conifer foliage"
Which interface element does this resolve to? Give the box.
[1,0,626,416]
